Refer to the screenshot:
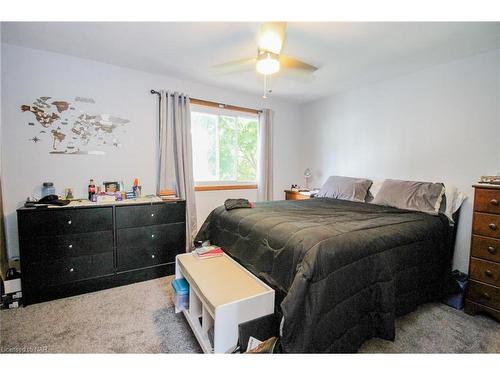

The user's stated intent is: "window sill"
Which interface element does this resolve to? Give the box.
[194,184,258,192]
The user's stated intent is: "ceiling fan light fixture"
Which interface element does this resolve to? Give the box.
[259,31,283,54]
[256,52,280,75]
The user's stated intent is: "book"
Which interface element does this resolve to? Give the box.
[194,251,223,259]
[193,245,224,259]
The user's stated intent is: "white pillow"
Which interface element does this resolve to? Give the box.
[367,180,384,201]
[442,184,465,223]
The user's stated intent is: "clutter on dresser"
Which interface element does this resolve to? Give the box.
[88,178,96,200]
[159,189,179,200]
[132,178,142,198]
[1,268,22,309]
[64,187,74,199]
[478,175,500,185]
[103,181,119,193]
[41,182,56,198]
[24,194,70,208]
[28,178,158,208]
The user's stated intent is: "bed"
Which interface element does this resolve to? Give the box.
[195,197,456,353]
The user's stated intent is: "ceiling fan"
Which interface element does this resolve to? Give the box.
[213,22,318,98]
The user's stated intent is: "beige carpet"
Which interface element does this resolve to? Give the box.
[1,276,498,353]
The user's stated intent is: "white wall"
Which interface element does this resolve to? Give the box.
[0,44,303,258]
[300,49,500,272]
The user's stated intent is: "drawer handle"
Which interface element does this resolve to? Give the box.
[490,198,499,206]
[487,246,497,254]
[488,223,497,230]
[68,244,73,249]
[67,220,72,225]
[151,254,155,259]
[69,267,74,272]
[484,269,493,277]
[482,292,491,300]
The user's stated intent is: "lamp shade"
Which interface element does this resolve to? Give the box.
[256,52,280,75]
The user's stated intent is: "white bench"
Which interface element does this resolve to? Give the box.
[174,253,275,353]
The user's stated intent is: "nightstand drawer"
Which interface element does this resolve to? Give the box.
[470,258,500,287]
[471,235,500,263]
[467,280,500,310]
[472,213,500,238]
[285,191,311,200]
[475,188,500,214]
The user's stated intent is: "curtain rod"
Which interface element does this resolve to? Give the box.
[150,89,261,115]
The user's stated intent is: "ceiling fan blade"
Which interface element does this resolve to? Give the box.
[279,55,318,72]
[258,22,287,54]
[212,57,256,74]
[278,69,317,83]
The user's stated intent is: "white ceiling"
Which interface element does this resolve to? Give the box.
[2,22,499,103]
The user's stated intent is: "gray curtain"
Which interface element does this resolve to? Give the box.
[0,179,8,279]
[257,109,274,201]
[158,91,197,251]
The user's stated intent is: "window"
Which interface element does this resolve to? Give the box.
[191,107,258,186]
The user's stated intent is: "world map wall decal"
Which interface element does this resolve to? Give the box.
[21,96,131,155]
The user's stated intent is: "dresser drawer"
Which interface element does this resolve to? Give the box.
[115,202,185,229]
[472,213,500,239]
[467,280,500,310]
[20,230,113,263]
[18,207,113,237]
[471,235,500,263]
[116,222,185,250]
[474,188,500,214]
[470,258,500,287]
[117,246,179,271]
[25,252,114,287]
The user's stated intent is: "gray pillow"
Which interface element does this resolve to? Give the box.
[372,179,445,215]
[317,176,372,202]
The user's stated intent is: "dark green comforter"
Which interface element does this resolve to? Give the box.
[195,198,452,353]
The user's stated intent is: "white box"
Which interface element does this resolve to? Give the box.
[4,278,22,294]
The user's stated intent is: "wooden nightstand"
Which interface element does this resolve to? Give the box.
[284,190,312,200]
[464,184,500,321]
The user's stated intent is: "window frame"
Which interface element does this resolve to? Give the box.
[190,104,259,190]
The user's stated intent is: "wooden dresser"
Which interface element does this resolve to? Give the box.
[464,184,500,320]
[17,200,186,305]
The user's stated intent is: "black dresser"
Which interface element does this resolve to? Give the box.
[17,200,186,305]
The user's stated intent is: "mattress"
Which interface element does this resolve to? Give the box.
[195,198,453,352]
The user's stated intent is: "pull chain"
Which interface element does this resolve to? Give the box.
[263,74,268,99]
